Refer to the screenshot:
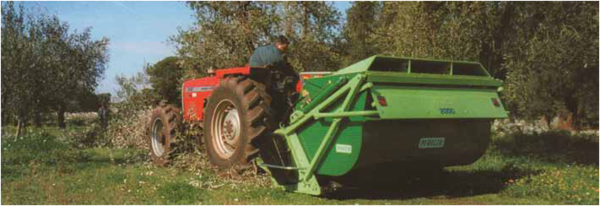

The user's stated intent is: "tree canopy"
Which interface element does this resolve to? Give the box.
[1,2,109,131]
[171,1,343,77]
[146,56,184,105]
[171,1,598,128]
[340,1,381,66]
[501,2,598,126]
[2,2,597,130]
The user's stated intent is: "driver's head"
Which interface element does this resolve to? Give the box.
[274,35,289,52]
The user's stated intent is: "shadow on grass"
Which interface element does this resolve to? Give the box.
[325,131,598,200]
[492,131,599,166]
[1,165,26,180]
[324,164,540,200]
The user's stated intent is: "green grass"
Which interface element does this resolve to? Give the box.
[2,126,598,204]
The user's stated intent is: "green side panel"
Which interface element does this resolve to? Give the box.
[371,84,508,119]
[366,71,502,87]
[295,90,367,176]
[296,76,332,111]
[296,74,356,110]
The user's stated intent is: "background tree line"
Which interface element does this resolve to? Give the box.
[147,1,597,129]
[1,2,110,135]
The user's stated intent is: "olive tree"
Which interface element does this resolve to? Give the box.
[340,1,381,66]
[501,2,598,127]
[171,1,343,77]
[1,2,109,132]
[1,2,36,134]
[146,56,184,105]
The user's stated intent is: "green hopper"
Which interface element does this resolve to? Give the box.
[259,55,508,195]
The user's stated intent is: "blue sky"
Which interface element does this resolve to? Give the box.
[19,1,352,95]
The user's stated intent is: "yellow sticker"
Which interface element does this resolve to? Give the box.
[301,89,309,97]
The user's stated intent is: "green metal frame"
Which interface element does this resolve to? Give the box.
[265,74,378,195]
[259,55,507,195]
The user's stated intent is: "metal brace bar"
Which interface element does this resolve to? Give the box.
[258,163,303,170]
[282,79,353,135]
[360,82,373,92]
[302,74,366,181]
[313,110,379,119]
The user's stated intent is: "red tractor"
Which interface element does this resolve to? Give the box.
[147,65,320,167]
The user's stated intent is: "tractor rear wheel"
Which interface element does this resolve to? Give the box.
[148,103,182,166]
[203,76,274,168]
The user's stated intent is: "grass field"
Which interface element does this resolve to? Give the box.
[1,126,598,204]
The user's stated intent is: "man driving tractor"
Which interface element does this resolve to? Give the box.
[249,35,290,69]
[249,35,299,123]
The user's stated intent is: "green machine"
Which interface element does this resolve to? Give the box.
[259,55,508,195]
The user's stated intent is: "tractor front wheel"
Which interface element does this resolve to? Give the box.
[203,76,274,168]
[148,103,182,166]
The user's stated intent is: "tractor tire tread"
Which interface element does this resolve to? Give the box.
[148,103,182,166]
[203,77,274,167]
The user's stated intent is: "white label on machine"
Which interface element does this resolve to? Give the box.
[419,137,445,149]
[335,144,352,154]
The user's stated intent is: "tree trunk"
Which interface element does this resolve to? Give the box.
[57,106,66,129]
[540,115,550,129]
[15,114,27,137]
[564,94,579,131]
[0,96,7,137]
[0,105,6,137]
[33,111,42,127]
[553,112,575,131]
[15,118,23,137]
[302,2,310,38]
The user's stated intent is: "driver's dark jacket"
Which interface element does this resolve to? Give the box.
[249,44,293,74]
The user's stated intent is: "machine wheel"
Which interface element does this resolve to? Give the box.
[148,103,182,166]
[203,76,274,168]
